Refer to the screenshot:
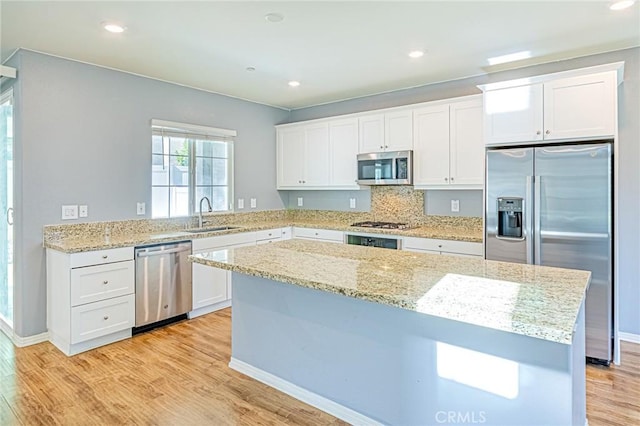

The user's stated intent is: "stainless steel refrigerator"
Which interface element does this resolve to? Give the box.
[485,142,612,364]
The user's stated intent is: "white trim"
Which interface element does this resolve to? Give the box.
[0,65,16,79]
[619,332,640,344]
[151,119,237,138]
[0,318,49,347]
[229,357,382,426]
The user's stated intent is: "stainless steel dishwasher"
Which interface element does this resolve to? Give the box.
[134,240,192,331]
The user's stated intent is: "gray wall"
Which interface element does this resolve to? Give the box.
[425,190,483,217]
[289,47,640,337]
[283,189,370,211]
[7,50,289,337]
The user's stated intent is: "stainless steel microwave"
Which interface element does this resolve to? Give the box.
[357,150,412,185]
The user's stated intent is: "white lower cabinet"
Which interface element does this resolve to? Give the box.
[46,247,135,356]
[403,237,483,257]
[292,227,344,243]
[256,227,292,245]
[190,231,257,318]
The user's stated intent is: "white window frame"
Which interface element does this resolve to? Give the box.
[151,119,235,218]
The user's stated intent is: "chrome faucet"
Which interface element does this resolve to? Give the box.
[198,196,213,228]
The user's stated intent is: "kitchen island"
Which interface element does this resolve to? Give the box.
[191,239,590,426]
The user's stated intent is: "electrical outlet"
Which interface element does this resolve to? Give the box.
[237,198,244,209]
[61,205,78,220]
[250,198,257,209]
[297,197,304,207]
[451,199,460,212]
[79,205,88,218]
[137,202,146,215]
[349,198,356,209]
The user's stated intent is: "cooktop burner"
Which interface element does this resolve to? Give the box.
[351,221,411,230]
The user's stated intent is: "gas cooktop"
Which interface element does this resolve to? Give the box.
[351,221,411,230]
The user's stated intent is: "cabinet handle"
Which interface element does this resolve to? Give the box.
[438,244,443,248]
[545,130,551,135]
[536,130,541,135]
[103,315,109,320]
[102,280,109,285]
[102,255,108,259]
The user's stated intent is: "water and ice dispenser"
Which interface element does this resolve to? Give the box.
[497,198,524,239]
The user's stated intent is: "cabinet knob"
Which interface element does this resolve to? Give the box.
[545,130,551,135]
[438,245,443,248]
[450,177,454,182]
[102,280,109,285]
[164,304,169,309]
[302,180,306,183]
[103,315,109,320]
[102,255,108,259]
[444,177,448,182]
[536,130,541,135]
[268,233,272,237]
[315,232,319,236]
[385,145,388,148]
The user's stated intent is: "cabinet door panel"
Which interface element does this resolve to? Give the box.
[412,104,450,186]
[385,110,413,151]
[359,114,385,153]
[543,72,616,140]
[277,127,305,188]
[304,124,330,186]
[192,262,228,309]
[450,98,484,187]
[329,118,359,187]
[484,84,543,145]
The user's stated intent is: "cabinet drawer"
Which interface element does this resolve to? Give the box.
[293,227,344,242]
[191,232,256,252]
[70,260,134,306]
[70,247,133,268]
[70,294,134,344]
[403,237,483,256]
[255,228,283,242]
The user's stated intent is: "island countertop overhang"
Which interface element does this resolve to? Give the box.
[190,239,590,345]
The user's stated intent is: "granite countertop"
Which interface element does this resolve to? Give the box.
[43,220,483,253]
[191,239,590,345]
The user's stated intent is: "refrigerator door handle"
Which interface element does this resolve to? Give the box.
[534,175,542,265]
[525,176,534,264]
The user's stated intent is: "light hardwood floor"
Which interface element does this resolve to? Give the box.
[0,308,638,425]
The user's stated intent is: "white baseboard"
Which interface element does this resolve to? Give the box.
[229,357,381,426]
[619,332,640,344]
[0,319,49,347]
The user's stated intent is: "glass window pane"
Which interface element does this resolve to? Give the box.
[152,161,169,185]
[170,137,188,156]
[169,156,189,186]
[170,186,189,217]
[196,157,212,186]
[212,158,227,185]
[194,187,213,213]
[152,187,169,218]
[196,140,227,158]
[152,134,164,154]
[211,186,229,211]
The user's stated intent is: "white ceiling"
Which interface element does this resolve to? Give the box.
[2,1,639,110]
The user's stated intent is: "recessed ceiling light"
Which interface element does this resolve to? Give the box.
[103,23,126,33]
[288,81,300,87]
[487,50,531,65]
[265,13,284,23]
[408,50,424,59]
[610,0,635,10]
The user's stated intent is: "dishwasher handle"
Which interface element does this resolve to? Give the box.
[136,245,191,258]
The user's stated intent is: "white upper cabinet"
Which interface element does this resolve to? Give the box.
[482,66,620,145]
[277,118,358,190]
[413,96,483,189]
[329,118,359,188]
[359,110,412,153]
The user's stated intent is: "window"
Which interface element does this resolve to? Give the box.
[151,120,235,218]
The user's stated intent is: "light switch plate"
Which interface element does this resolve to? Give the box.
[137,202,146,215]
[349,198,356,209]
[297,197,303,207]
[250,198,257,209]
[451,199,460,212]
[61,205,78,220]
[79,205,88,218]
[237,198,244,209]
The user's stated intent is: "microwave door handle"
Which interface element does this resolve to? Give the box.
[391,158,397,181]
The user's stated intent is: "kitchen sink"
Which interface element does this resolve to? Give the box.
[183,226,240,233]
